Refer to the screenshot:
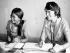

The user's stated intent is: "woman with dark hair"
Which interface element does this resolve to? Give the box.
[6,8,28,43]
[39,1,70,53]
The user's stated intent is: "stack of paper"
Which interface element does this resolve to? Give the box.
[23,42,53,51]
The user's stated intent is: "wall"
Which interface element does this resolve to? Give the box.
[0,0,70,42]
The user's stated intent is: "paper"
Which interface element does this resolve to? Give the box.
[0,43,16,51]
[23,42,53,51]
[14,43,24,48]
[41,43,53,51]
[5,43,16,48]
[0,42,24,51]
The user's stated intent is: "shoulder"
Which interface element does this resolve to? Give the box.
[7,20,12,25]
[6,20,12,29]
[6,20,12,27]
[61,18,69,27]
[61,18,70,31]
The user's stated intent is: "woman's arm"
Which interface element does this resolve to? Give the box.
[20,23,28,43]
[38,19,47,47]
[6,20,13,43]
[53,19,70,52]
[20,30,28,43]
[7,31,12,43]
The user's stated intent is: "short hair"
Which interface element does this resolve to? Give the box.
[11,8,24,19]
[45,1,61,18]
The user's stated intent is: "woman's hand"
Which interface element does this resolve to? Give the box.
[13,37,21,43]
[36,41,45,48]
[48,48,55,53]
[20,39,28,43]
[14,50,23,53]
[53,44,64,53]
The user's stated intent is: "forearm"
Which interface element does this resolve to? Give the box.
[7,31,12,43]
[60,42,70,50]
[21,38,28,43]
[7,36,12,43]
[41,32,45,42]
[39,32,46,46]
[53,42,70,52]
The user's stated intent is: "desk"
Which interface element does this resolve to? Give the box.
[0,42,52,53]
[0,42,69,53]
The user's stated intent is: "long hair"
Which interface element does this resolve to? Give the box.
[11,8,24,19]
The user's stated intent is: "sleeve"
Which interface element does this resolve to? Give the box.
[6,20,11,32]
[40,19,46,42]
[62,19,70,43]
[21,22,26,39]
[6,20,12,43]
[7,32,13,43]
[20,22,28,42]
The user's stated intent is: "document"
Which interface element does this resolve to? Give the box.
[14,43,24,48]
[23,42,53,51]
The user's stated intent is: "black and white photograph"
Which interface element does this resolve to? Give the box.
[0,0,70,53]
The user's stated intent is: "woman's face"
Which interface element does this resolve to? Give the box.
[11,14,20,24]
[45,10,57,22]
